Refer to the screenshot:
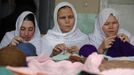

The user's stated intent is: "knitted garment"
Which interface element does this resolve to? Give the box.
[16,43,37,56]
[106,37,134,57]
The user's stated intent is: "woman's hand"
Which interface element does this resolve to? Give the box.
[98,36,116,54]
[117,33,129,42]
[52,43,67,56]
[9,36,24,46]
[68,46,79,54]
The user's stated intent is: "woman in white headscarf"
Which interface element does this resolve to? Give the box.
[41,2,89,56]
[89,8,134,54]
[0,11,41,55]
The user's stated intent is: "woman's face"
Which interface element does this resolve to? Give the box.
[57,7,75,33]
[20,21,35,41]
[102,15,119,37]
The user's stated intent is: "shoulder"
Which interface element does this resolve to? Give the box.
[118,29,131,38]
[4,31,15,37]
[41,34,45,37]
[76,29,88,36]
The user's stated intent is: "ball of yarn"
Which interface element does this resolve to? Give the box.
[16,43,37,56]
[79,44,97,57]
[0,46,27,67]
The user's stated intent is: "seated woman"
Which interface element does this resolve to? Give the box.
[41,2,90,56]
[0,11,41,55]
[89,8,134,57]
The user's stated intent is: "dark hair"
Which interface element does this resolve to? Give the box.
[23,14,35,26]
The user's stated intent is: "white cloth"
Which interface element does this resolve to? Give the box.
[0,11,41,55]
[6,52,134,75]
[89,8,134,49]
[41,2,89,56]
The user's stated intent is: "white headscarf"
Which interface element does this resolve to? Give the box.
[41,2,89,56]
[0,11,41,55]
[89,8,133,49]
